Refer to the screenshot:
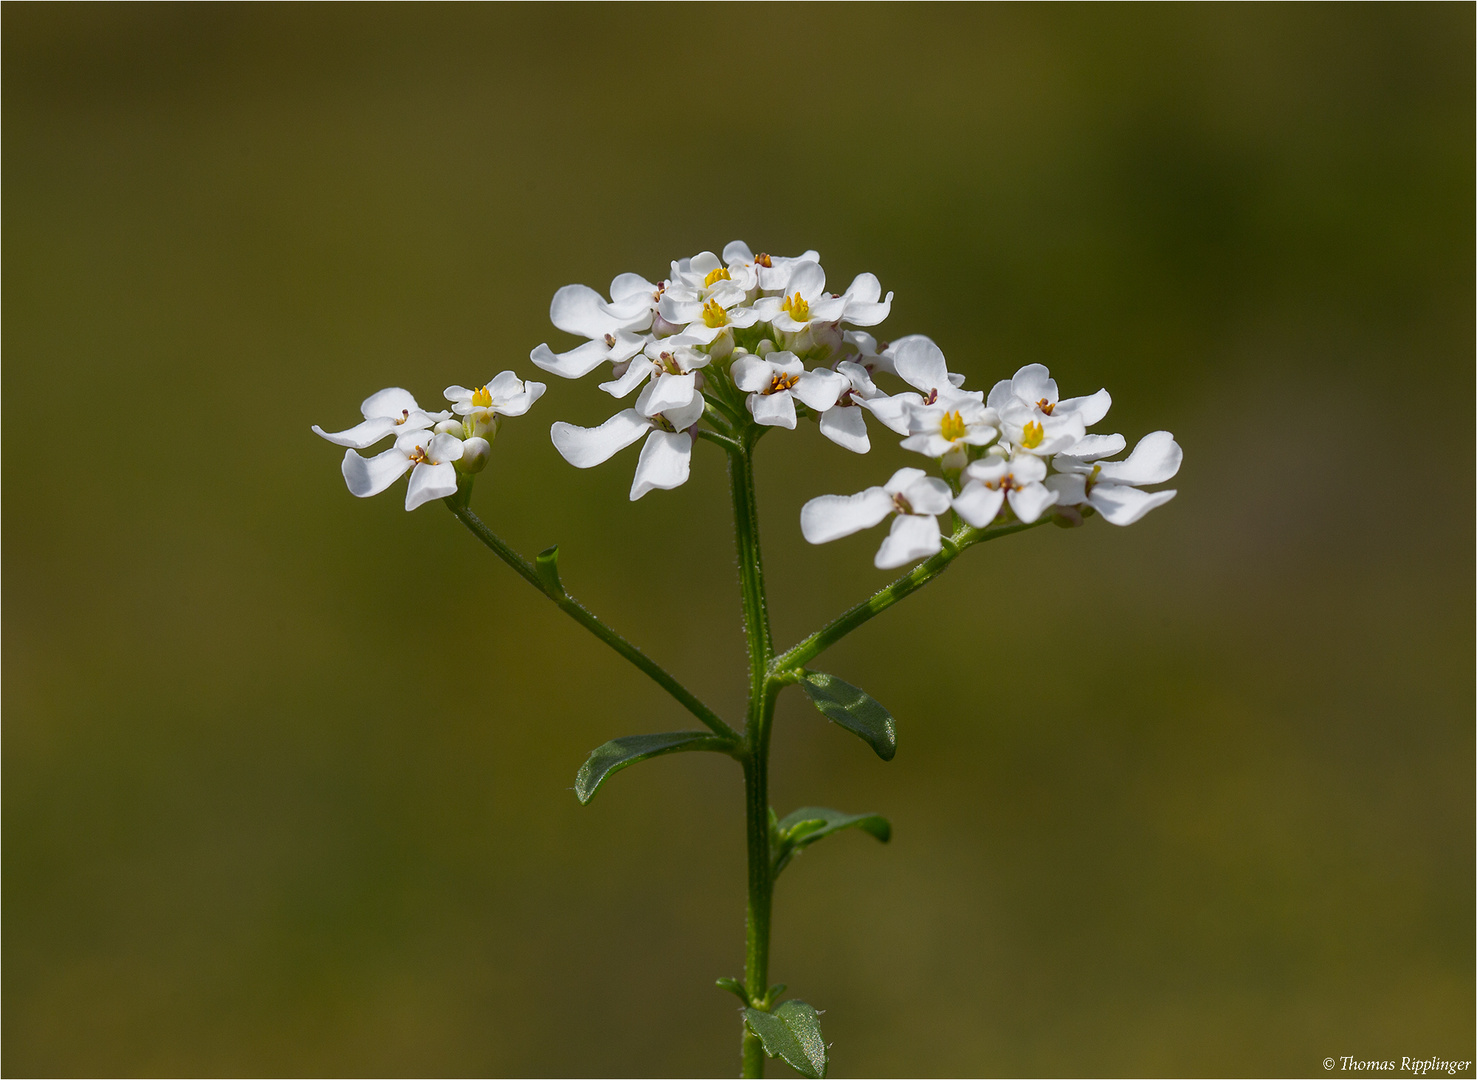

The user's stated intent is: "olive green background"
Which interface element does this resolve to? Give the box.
[5,5,1473,1077]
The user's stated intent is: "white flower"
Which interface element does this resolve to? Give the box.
[800,467,953,569]
[598,340,710,410]
[443,371,547,435]
[900,397,1000,461]
[952,449,1058,527]
[811,360,890,453]
[731,351,849,430]
[529,276,658,378]
[341,429,465,511]
[1045,431,1182,525]
[751,261,894,333]
[549,383,706,501]
[988,363,1109,456]
[312,387,449,449]
[888,336,973,403]
[722,241,820,294]
[655,278,761,345]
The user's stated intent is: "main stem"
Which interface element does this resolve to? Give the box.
[729,434,777,1079]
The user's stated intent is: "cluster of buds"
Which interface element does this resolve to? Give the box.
[312,373,545,510]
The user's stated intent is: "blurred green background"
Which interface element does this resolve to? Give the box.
[5,5,1472,1077]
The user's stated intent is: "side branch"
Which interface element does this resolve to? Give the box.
[448,501,740,742]
[769,518,1050,676]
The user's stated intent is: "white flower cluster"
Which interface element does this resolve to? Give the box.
[533,242,1181,566]
[313,373,545,510]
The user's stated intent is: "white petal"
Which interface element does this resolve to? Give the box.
[1058,388,1111,426]
[786,259,827,300]
[842,293,893,327]
[891,336,953,395]
[609,273,656,303]
[1096,431,1182,486]
[1062,433,1125,461]
[800,488,893,543]
[608,330,648,363]
[986,379,1016,412]
[644,372,696,416]
[723,240,754,264]
[1006,481,1058,524]
[629,430,692,500]
[663,392,707,431]
[530,339,610,379]
[427,432,465,464]
[550,284,619,338]
[818,405,870,454]
[550,410,650,468]
[953,482,1006,527]
[1090,483,1177,525]
[599,357,656,399]
[883,467,929,496]
[360,387,419,419]
[312,416,399,449]
[793,368,848,411]
[341,446,411,498]
[1044,472,1088,504]
[875,513,942,569]
[1010,364,1057,405]
[749,391,797,428]
[859,393,918,435]
[904,476,953,516]
[842,272,881,305]
[405,460,459,511]
[1009,453,1048,483]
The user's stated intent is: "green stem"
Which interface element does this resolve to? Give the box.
[728,433,777,1079]
[770,517,1050,676]
[447,501,739,743]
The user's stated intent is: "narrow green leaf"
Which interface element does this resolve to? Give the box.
[799,672,896,760]
[715,976,749,1004]
[574,731,722,804]
[743,1001,828,1078]
[535,544,565,594]
[773,806,891,874]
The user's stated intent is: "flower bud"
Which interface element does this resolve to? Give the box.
[456,436,492,474]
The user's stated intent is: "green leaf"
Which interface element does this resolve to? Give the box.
[773,806,892,875]
[535,544,565,594]
[574,731,722,804]
[743,1001,828,1078]
[799,672,896,761]
[715,976,749,1005]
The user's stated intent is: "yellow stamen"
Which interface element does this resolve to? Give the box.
[781,292,810,322]
[470,385,493,408]
[1021,421,1045,450]
[407,444,429,465]
[768,372,800,394]
[1037,398,1055,416]
[755,253,773,267]
[702,299,729,328]
[703,266,731,288]
[939,410,967,442]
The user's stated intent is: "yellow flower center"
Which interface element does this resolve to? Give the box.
[767,372,800,394]
[702,299,729,328]
[407,444,429,465]
[1021,421,1045,449]
[781,292,810,322]
[939,410,967,442]
[703,266,731,288]
[470,385,493,408]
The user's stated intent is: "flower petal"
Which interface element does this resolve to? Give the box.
[629,430,692,500]
[599,357,656,399]
[1006,481,1058,524]
[883,467,929,495]
[793,368,849,411]
[1089,483,1177,525]
[953,482,1006,527]
[550,410,650,468]
[787,259,827,300]
[800,487,893,543]
[891,336,953,395]
[530,339,611,379]
[550,284,619,338]
[1044,472,1088,504]
[723,240,754,264]
[1010,364,1057,405]
[643,372,696,416]
[875,513,942,569]
[904,476,953,516]
[609,273,656,303]
[818,404,870,454]
[405,460,459,511]
[312,416,399,449]
[341,446,411,498]
[1061,433,1125,461]
[1057,388,1111,426]
[359,387,419,419]
[749,390,797,428]
[1096,431,1182,485]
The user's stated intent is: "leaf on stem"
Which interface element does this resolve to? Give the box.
[535,544,565,594]
[574,731,727,804]
[743,1001,829,1078]
[799,672,897,761]
[772,806,891,875]
[715,976,749,1005]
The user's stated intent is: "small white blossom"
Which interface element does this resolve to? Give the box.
[952,448,1058,527]
[443,371,547,436]
[530,276,659,378]
[800,467,953,570]
[1045,431,1182,525]
[312,387,449,449]
[751,261,893,334]
[731,351,849,430]
[989,363,1109,456]
[549,385,706,501]
[341,429,466,511]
